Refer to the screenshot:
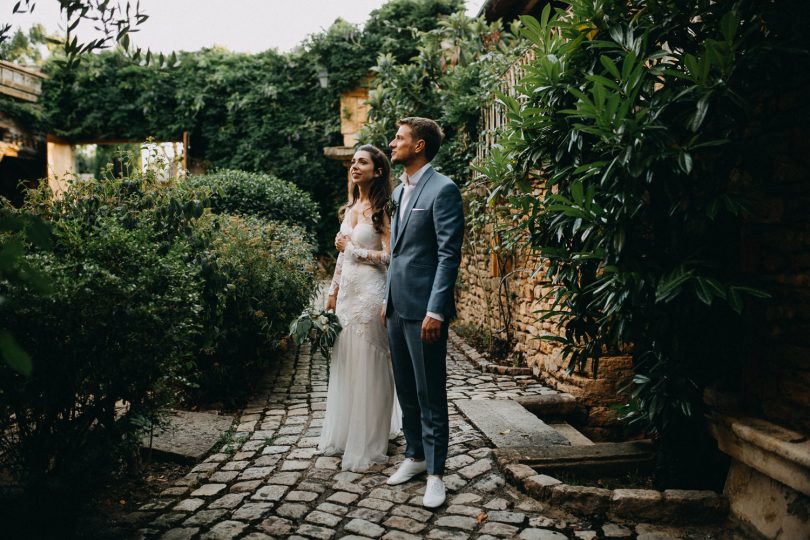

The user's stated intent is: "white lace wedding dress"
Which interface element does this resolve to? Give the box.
[318,214,402,471]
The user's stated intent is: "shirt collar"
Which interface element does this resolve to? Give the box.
[400,163,431,188]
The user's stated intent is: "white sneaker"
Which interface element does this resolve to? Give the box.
[423,475,446,508]
[386,458,427,485]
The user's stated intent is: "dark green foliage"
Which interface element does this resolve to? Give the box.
[38,1,466,251]
[480,0,809,487]
[360,12,521,181]
[0,200,202,504]
[191,213,317,404]
[182,170,320,234]
[0,168,317,508]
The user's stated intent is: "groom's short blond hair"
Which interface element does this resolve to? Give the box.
[397,117,444,161]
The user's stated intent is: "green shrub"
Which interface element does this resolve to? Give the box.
[479,1,808,486]
[0,216,202,502]
[191,213,317,404]
[182,170,319,233]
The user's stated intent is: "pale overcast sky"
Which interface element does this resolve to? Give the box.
[2,0,489,54]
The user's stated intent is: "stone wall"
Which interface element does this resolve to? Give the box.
[455,193,633,440]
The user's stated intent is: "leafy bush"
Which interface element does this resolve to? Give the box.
[0,214,202,503]
[479,1,807,486]
[360,12,521,181]
[0,166,318,510]
[191,213,317,403]
[181,170,320,234]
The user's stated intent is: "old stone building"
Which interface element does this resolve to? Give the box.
[0,60,46,205]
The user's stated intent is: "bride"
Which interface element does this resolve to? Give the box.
[318,144,401,471]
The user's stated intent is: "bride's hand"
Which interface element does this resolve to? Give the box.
[335,233,349,253]
[325,294,336,312]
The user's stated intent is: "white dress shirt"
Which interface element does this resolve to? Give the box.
[394,163,444,322]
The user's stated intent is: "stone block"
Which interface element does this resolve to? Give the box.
[548,484,611,515]
[503,463,537,484]
[608,489,664,520]
[523,474,561,499]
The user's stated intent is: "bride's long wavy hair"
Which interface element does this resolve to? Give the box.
[339,145,393,234]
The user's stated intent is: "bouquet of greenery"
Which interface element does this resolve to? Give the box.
[288,308,342,360]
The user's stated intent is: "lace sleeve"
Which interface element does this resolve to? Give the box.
[328,252,344,296]
[345,241,390,267]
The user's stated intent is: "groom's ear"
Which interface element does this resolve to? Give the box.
[414,139,426,155]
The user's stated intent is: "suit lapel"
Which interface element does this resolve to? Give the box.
[392,185,404,240]
[394,166,435,249]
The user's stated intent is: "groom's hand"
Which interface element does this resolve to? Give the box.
[380,305,386,328]
[421,316,442,344]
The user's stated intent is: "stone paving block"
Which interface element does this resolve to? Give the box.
[151,512,186,527]
[259,516,294,537]
[240,467,276,481]
[383,515,427,534]
[457,458,492,479]
[446,504,481,517]
[289,447,319,459]
[316,502,349,516]
[276,502,309,519]
[358,497,395,511]
[242,533,274,540]
[286,490,319,502]
[345,518,386,538]
[305,510,342,527]
[282,459,311,471]
[518,529,568,540]
[159,527,200,540]
[209,493,248,509]
[487,510,526,524]
[327,491,359,504]
[221,461,250,471]
[347,507,386,523]
[296,523,336,539]
[427,529,470,539]
[472,473,505,492]
[254,454,282,467]
[602,523,633,538]
[391,504,432,522]
[299,480,328,494]
[449,493,482,505]
[230,480,262,493]
[182,509,228,526]
[443,474,468,491]
[480,522,520,537]
[382,531,423,540]
[173,498,205,512]
[160,486,190,497]
[483,498,509,510]
[262,445,291,455]
[209,471,239,483]
[251,484,289,502]
[436,515,477,530]
[268,471,303,485]
[334,471,363,483]
[190,483,227,497]
[445,454,475,470]
[574,531,598,540]
[315,456,342,469]
[200,520,248,540]
[231,502,273,521]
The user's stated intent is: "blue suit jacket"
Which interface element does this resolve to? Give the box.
[384,165,464,321]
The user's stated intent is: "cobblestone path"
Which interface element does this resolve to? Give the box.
[128,335,719,540]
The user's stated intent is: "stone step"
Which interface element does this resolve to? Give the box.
[515,393,578,418]
[549,422,594,446]
[493,441,655,475]
[141,409,235,462]
[455,399,570,448]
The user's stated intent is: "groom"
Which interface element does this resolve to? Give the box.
[381,117,464,508]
